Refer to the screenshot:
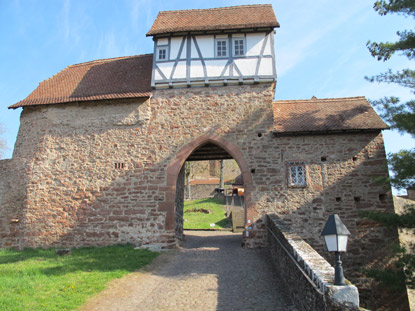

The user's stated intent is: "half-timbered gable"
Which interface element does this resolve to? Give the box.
[146,5,280,89]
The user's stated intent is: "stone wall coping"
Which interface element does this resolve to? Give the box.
[267,214,359,310]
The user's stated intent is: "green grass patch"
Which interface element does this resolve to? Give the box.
[183,197,230,229]
[0,245,158,311]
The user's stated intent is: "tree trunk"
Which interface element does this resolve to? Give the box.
[185,162,191,199]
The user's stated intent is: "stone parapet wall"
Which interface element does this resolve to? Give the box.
[267,214,359,311]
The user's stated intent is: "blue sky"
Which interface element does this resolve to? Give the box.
[0,0,414,192]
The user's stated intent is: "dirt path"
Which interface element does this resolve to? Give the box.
[79,231,297,311]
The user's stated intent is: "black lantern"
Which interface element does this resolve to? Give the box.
[321,214,350,285]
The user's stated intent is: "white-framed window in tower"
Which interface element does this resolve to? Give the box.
[215,39,228,57]
[233,37,245,56]
[157,46,168,61]
[287,161,307,187]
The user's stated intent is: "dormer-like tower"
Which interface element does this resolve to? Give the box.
[146,5,280,89]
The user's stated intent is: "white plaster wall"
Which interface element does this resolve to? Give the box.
[170,37,183,60]
[190,38,198,59]
[263,36,272,56]
[195,36,214,58]
[190,60,204,78]
[205,60,227,77]
[181,38,187,59]
[156,38,168,46]
[246,33,265,56]
[173,61,187,79]
[258,58,274,76]
[155,70,162,80]
[158,62,174,79]
[234,58,257,76]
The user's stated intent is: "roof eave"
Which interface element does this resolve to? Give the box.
[8,93,153,110]
[272,128,388,137]
[146,24,280,37]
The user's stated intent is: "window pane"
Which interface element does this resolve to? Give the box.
[234,39,244,56]
[158,48,166,60]
[217,40,227,57]
[289,162,306,186]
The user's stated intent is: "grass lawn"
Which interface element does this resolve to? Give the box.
[183,197,230,229]
[0,245,158,311]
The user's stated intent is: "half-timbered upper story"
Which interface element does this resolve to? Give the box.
[146,5,280,89]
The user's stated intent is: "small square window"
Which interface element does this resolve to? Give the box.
[157,46,168,61]
[216,39,228,57]
[233,38,245,56]
[288,161,307,187]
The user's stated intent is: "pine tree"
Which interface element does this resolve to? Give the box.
[366,0,415,189]
[365,0,415,291]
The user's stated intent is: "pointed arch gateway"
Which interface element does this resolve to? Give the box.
[163,133,256,243]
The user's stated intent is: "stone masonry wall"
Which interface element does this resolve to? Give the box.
[0,83,396,295]
[253,132,396,273]
[188,184,217,200]
[0,158,27,248]
[0,82,399,306]
[1,83,275,249]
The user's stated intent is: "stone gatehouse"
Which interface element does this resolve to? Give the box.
[0,4,396,288]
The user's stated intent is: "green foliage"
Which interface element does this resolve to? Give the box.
[368,1,415,61]
[366,0,415,190]
[362,203,415,289]
[388,149,415,188]
[0,245,158,311]
[365,267,407,292]
[183,198,230,229]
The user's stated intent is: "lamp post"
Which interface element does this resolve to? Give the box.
[321,214,351,286]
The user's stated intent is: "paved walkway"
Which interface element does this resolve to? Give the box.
[80,231,297,311]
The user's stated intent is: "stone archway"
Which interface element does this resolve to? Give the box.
[163,134,256,244]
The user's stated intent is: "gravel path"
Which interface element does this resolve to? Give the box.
[79,230,297,311]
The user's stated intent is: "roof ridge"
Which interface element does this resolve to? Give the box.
[158,4,272,14]
[68,53,153,68]
[273,96,366,104]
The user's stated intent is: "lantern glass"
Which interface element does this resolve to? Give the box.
[337,234,348,252]
[324,234,349,252]
[324,234,338,252]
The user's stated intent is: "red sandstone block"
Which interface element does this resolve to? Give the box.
[108,216,130,221]
[158,202,173,211]
[112,187,126,192]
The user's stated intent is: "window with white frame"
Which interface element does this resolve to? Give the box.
[157,46,168,61]
[216,39,228,57]
[288,162,307,187]
[233,38,245,56]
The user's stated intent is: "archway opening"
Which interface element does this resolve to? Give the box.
[175,142,246,242]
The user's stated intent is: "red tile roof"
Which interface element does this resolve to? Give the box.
[9,54,153,109]
[273,96,388,135]
[146,5,279,36]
